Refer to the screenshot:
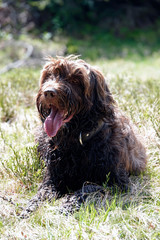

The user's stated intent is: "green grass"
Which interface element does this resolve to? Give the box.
[66,27,160,61]
[0,31,160,239]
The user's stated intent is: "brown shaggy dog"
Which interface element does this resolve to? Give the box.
[22,56,147,216]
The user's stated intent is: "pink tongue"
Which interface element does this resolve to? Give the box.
[44,107,64,137]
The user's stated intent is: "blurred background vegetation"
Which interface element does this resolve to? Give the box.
[1,0,160,34]
[0,0,160,61]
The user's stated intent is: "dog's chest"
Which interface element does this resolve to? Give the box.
[52,143,106,183]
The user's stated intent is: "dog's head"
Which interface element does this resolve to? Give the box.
[36,56,115,138]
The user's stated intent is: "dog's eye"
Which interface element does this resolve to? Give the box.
[68,78,79,84]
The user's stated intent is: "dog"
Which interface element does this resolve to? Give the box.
[22,55,147,216]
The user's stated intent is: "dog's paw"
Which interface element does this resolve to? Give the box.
[20,196,40,219]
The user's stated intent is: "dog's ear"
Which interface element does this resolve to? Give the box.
[88,68,115,119]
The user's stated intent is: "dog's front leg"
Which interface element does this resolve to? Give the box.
[21,178,57,218]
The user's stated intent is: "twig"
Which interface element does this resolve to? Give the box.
[0,194,24,210]
[0,41,33,74]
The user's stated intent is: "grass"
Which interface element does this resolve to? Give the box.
[0,30,160,239]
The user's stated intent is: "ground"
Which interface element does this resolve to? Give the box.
[0,31,160,239]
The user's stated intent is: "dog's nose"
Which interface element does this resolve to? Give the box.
[44,87,56,98]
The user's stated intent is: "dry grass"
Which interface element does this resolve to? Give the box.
[0,36,160,240]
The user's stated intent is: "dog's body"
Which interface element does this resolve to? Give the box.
[22,56,147,216]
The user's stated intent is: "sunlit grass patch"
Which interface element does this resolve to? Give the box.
[0,68,40,122]
[0,82,17,122]
[0,106,43,189]
[1,145,43,188]
[0,32,160,239]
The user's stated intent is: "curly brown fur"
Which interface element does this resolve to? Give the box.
[21,56,147,217]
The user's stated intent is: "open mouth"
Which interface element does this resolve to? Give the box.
[44,105,73,138]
